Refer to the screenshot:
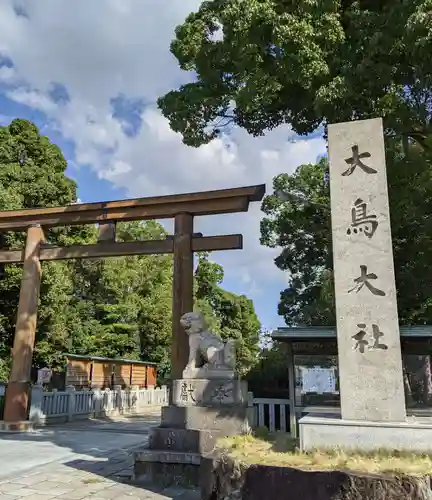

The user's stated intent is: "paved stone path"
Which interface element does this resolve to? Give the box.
[0,452,200,499]
[0,412,200,499]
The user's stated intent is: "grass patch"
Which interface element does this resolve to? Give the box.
[218,428,432,476]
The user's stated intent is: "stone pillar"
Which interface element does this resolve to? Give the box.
[328,117,406,422]
[93,388,102,417]
[66,385,76,422]
[171,213,194,380]
[4,225,43,423]
[114,385,122,413]
[28,385,44,424]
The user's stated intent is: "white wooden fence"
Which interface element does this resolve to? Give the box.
[29,385,169,425]
[28,385,291,433]
[251,397,291,433]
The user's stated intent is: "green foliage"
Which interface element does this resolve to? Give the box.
[159,0,432,151]
[0,120,173,380]
[260,157,334,326]
[0,118,76,210]
[260,139,432,326]
[0,119,86,379]
[56,220,173,368]
[161,0,432,326]
[247,333,290,393]
[195,253,261,375]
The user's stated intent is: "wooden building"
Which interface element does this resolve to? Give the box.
[65,354,157,389]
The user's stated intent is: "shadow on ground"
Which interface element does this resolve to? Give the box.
[0,410,202,497]
[62,451,200,499]
[0,411,160,481]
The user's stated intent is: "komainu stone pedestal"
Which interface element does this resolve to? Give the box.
[133,378,250,488]
[171,378,248,406]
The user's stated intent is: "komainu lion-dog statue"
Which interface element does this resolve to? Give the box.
[180,311,236,377]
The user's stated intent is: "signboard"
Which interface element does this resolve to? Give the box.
[37,367,52,385]
[300,366,337,394]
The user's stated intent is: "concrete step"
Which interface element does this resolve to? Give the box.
[133,448,202,488]
[149,426,216,454]
[160,405,249,436]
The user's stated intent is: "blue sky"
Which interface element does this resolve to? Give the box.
[0,0,326,331]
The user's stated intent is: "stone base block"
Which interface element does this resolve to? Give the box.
[172,378,248,407]
[161,405,250,436]
[149,426,216,454]
[133,449,201,488]
[0,420,35,433]
[300,415,432,452]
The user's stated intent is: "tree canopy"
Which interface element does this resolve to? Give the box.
[0,118,89,379]
[160,0,432,326]
[0,119,261,381]
[158,0,432,150]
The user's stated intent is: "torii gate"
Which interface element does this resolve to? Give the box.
[0,184,265,423]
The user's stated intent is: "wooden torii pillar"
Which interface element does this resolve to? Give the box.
[4,225,44,423]
[172,212,194,379]
[0,184,265,423]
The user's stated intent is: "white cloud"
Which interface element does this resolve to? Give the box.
[0,0,326,317]
[0,65,18,84]
[7,88,58,114]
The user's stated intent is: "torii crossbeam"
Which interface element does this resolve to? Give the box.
[0,184,265,423]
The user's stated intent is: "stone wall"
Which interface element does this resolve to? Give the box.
[201,454,432,500]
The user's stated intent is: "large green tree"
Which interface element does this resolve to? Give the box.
[261,156,334,326]
[260,139,432,326]
[158,0,432,151]
[0,119,91,380]
[70,221,173,362]
[0,120,174,381]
